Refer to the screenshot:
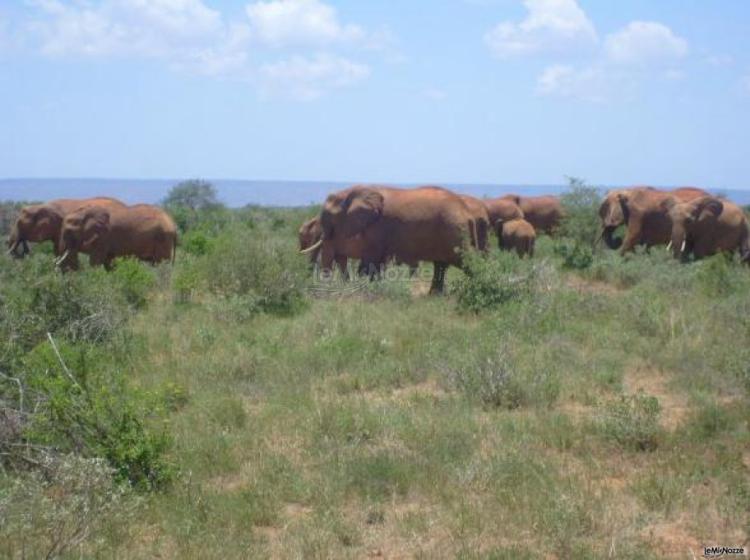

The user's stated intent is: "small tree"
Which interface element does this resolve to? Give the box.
[555,177,603,270]
[162,180,224,233]
[162,180,221,212]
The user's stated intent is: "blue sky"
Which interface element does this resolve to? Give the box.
[1,0,749,188]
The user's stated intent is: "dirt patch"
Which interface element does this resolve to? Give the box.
[566,275,624,296]
[624,366,690,431]
[643,518,705,559]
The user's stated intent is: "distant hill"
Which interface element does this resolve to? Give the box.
[1,178,749,207]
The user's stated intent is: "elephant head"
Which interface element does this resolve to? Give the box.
[303,187,384,271]
[664,196,724,260]
[57,206,111,268]
[7,204,63,258]
[599,190,634,250]
[298,217,323,263]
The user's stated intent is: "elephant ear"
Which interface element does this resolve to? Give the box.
[81,208,111,248]
[342,189,384,238]
[695,197,723,220]
[505,194,522,206]
[616,192,631,222]
[659,196,678,214]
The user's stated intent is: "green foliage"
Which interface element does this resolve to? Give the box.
[453,250,537,313]
[190,225,310,316]
[554,241,594,270]
[597,393,662,451]
[695,252,738,295]
[110,257,157,308]
[180,230,213,256]
[21,342,174,490]
[0,455,136,559]
[559,178,603,249]
[163,180,227,233]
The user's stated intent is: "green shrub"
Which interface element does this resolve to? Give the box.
[195,226,310,316]
[554,241,594,270]
[110,258,157,309]
[19,341,174,490]
[597,393,661,451]
[453,250,536,313]
[559,178,603,250]
[180,230,213,256]
[0,455,136,559]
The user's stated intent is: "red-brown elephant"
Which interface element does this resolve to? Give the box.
[499,218,536,258]
[460,195,490,252]
[502,194,563,234]
[7,197,125,259]
[599,186,710,254]
[665,196,750,261]
[304,185,479,293]
[57,204,177,270]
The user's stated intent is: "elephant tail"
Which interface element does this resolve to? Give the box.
[740,220,750,264]
[467,218,479,251]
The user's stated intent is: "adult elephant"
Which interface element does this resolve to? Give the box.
[459,195,490,252]
[7,197,125,258]
[499,218,535,258]
[303,185,478,293]
[665,196,750,261]
[57,204,177,270]
[298,215,380,278]
[599,186,709,254]
[502,194,563,234]
[484,197,524,230]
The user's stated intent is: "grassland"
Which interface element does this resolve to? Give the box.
[1,199,748,559]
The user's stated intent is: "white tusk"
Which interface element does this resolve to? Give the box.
[300,239,323,255]
[54,250,70,266]
[680,240,686,254]
[666,241,672,252]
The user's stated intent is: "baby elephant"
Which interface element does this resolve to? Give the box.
[498,218,536,258]
[57,204,177,270]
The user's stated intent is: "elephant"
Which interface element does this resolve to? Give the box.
[483,197,525,230]
[498,218,536,258]
[459,195,490,252]
[7,197,125,259]
[501,194,563,234]
[304,185,479,293]
[599,186,709,254]
[664,196,750,261]
[57,204,177,270]
[298,215,383,278]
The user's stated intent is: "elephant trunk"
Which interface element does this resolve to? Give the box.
[671,226,688,261]
[601,226,623,250]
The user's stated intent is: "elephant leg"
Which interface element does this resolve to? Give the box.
[619,222,643,255]
[430,262,448,295]
[335,255,350,281]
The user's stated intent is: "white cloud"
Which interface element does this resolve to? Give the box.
[23,0,384,100]
[423,87,447,101]
[246,0,364,48]
[28,0,236,71]
[536,64,610,102]
[484,0,597,58]
[604,21,687,65]
[259,54,369,100]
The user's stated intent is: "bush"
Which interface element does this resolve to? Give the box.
[559,178,603,250]
[110,258,157,309]
[16,341,174,490]
[554,241,594,270]
[597,393,661,451]
[0,455,136,559]
[192,226,310,316]
[453,250,537,313]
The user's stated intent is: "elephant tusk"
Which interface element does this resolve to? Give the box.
[300,239,323,255]
[54,250,70,266]
[680,240,686,254]
[666,241,673,252]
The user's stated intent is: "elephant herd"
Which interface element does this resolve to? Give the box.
[599,186,750,261]
[298,185,563,293]
[6,197,177,269]
[7,184,748,286]
[299,184,750,293]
